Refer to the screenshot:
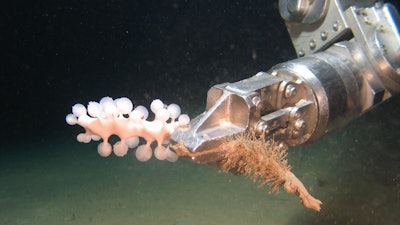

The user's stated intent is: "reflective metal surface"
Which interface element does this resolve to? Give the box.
[171,2,400,167]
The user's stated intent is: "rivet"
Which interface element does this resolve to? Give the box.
[333,21,340,31]
[309,39,316,50]
[320,31,328,40]
[298,49,305,57]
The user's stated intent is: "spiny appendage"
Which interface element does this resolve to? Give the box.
[220,132,322,211]
[66,97,190,162]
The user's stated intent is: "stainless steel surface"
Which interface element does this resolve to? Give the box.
[171,72,285,164]
[280,0,378,56]
[279,0,329,24]
[170,1,399,166]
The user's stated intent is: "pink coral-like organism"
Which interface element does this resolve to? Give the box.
[65,97,190,162]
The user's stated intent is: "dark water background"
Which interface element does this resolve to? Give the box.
[1,1,294,140]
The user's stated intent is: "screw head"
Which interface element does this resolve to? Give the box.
[294,118,305,130]
[255,121,270,136]
[309,39,316,50]
[332,21,340,31]
[320,31,328,40]
[284,84,297,98]
[298,49,305,57]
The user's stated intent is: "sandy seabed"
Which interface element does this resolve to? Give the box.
[1,99,399,225]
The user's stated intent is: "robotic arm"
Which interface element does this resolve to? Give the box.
[66,0,399,212]
[170,1,400,166]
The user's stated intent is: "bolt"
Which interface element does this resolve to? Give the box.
[320,31,328,40]
[333,21,340,31]
[309,39,316,50]
[298,49,305,57]
[255,121,270,136]
[284,84,297,98]
[294,118,305,130]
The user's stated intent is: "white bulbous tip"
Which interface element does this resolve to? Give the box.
[77,133,91,143]
[135,145,152,162]
[115,97,133,115]
[66,114,77,125]
[98,142,112,157]
[129,110,142,120]
[167,103,181,120]
[100,97,117,116]
[166,147,179,162]
[104,104,117,116]
[113,141,129,157]
[100,96,114,105]
[178,114,190,125]
[72,103,87,117]
[77,114,92,124]
[155,108,170,122]
[130,105,149,120]
[87,101,103,118]
[150,99,164,114]
[135,105,149,119]
[154,146,168,160]
[91,135,101,141]
[126,137,139,148]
